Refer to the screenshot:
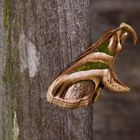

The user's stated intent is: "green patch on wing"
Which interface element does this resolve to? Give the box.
[75,62,109,72]
[97,42,113,56]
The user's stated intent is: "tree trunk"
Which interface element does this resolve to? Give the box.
[0,0,94,140]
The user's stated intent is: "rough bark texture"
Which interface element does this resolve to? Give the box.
[0,0,16,139]
[1,0,140,140]
[0,0,93,140]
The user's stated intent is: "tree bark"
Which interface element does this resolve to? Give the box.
[0,0,16,139]
[0,0,94,140]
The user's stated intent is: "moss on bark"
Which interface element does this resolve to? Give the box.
[2,0,19,140]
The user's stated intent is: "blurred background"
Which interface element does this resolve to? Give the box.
[91,0,140,140]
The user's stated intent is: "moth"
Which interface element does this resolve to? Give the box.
[47,23,138,109]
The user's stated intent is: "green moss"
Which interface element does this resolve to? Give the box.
[3,0,11,85]
[2,0,18,88]
[3,0,20,87]
[3,0,10,30]
[3,48,19,88]
[75,62,109,72]
[3,1,19,140]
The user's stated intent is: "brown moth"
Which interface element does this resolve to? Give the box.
[47,23,138,109]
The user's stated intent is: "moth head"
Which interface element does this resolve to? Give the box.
[120,23,138,46]
[108,23,138,53]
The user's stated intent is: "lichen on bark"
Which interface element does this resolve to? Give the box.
[1,0,19,139]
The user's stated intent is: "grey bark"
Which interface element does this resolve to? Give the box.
[0,0,93,140]
[0,0,15,140]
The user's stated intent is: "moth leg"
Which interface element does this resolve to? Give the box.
[93,85,104,102]
[89,77,102,101]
